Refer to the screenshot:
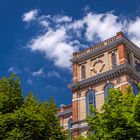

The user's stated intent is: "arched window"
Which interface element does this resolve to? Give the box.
[132,83,139,96]
[86,90,96,114]
[68,119,73,140]
[104,83,114,100]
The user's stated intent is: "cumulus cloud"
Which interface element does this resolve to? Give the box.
[22,9,38,22]
[84,12,123,41]
[40,20,49,27]
[47,71,60,79]
[27,27,78,68]
[53,15,72,23]
[127,17,140,46]
[23,10,140,69]
[32,68,44,76]
[8,66,20,74]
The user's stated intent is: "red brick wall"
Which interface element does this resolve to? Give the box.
[72,100,78,122]
[73,129,79,138]
[72,90,79,137]
[73,63,78,82]
[117,43,127,64]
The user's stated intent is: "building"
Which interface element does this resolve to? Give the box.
[57,32,140,138]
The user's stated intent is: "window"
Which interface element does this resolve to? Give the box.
[127,53,131,65]
[68,119,73,140]
[132,83,139,96]
[112,52,117,68]
[81,64,85,80]
[86,90,96,114]
[135,61,140,73]
[104,83,114,100]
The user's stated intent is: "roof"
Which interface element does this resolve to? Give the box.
[71,32,140,63]
[57,104,72,117]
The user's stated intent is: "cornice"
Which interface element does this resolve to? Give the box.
[124,37,140,59]
[57,109,72,117]
[71,37,140,63]
[68,64,140,90]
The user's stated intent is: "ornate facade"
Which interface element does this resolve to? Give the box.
[57,32,140,138]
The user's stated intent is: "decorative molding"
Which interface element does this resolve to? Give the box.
[68,64,140,90]
[91,59,105,74]
[72,122,88,130]
[115,81,130,88]
[72,81,130,102]
[70,37,140,63]
[57,109,72,117]
[72,97,86,102]
[96,91,104,95]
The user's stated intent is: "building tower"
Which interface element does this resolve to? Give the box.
[58,32,140,138]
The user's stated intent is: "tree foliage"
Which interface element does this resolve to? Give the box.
[0,74,66,140]
[87,85,140,140]
[0,74,23,114]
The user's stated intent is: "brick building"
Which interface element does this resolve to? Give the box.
[57,32,140,139]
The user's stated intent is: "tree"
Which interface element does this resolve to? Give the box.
[87,85,140,140]
[0,74,23,114]
[0,75,66,140]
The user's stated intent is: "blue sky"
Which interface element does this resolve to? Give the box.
[0,0,140,106]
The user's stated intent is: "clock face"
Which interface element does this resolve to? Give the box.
[91,59,105,74]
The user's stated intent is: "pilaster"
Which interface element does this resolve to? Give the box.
[72,89,79,137]
[117,43,127,64]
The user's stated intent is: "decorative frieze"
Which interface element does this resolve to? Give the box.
[68,64,140,90]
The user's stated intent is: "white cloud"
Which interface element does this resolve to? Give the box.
[46,85,57,90]
[24,11,140,69]
[84,12,123,41]
[40,20,49,27]
[53,15,72,23]
[27,27,77,69]
[127,17,140,47]
[8,66,19,74]
[22,9,38,22]
[32,68,44,76]
[47,71,60,79]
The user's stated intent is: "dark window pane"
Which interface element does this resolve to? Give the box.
[132,83,139,95]
[104,83,114,100]
[135,61,140,73]
[112,53,117,68]
[86,90,96,114]
[89,92,94,104]
[127,53,131,65]
[81,65,85,80]
[68,119,73,129]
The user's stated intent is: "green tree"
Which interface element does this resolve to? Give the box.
[0,74,23,114]
[0,75,66,140]
[87,85,140,140]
